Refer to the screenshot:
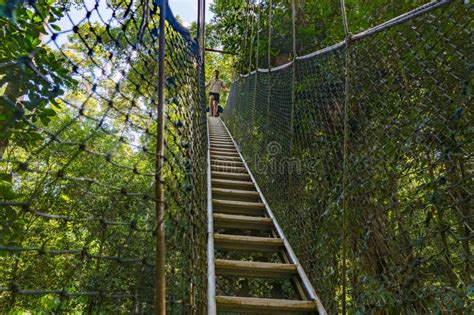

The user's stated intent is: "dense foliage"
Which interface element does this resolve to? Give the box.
[223,1,472,313]
[211,0,432,70]
[1,0,207,313]
[0,0,471,313]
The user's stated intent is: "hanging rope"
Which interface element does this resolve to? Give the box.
[265,0,273,133]
[339,0,351,314]
[240,0,252,74]
[248,1,255,72]
[267,0,272,70]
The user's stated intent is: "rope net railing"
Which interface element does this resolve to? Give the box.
[1,0,207,313]
[223,1,472,313]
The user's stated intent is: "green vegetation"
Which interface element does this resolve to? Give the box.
[211,0,430,69]
[1,0,206,313]
[221,1,473,313]
[0,0,471,313]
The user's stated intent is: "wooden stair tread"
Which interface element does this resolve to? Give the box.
[213,213,272,230]
[211,152,240,157]
[211,155,242,161]
[212,145,235,149]
[213,199,264,209]
[214,234,283,252]
[212,179,253,185]
[211,148,239,156]
[213,198,264,215]
[212,179,255,190]
[212,171,250,180]
[211,144,234,148]
[212,188,258,197]
[211,161,245,167]
[210,140,234,144]
[215,259,297,278]
[211,165,247,172]
[216,296,317,313]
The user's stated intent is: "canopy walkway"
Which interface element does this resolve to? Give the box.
[0,0,471,314]
[208,117,325,314]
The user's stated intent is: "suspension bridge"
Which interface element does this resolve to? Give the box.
[0,0,471,314]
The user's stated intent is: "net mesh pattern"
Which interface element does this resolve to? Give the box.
[224,2,472,313]
[0,0,206,313]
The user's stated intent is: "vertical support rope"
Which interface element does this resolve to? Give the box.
[155,0,167,313]
[251,2,261,127]
[266,0,273,135]
[248,1,255,72]
[288,0,297,249]
[291,0,297,58]
[241,0,252,74]
[339,0,351,314]
[267,0,272,70]
[255,2,261,72]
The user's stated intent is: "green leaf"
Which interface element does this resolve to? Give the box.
[50,24,61,32]
[0,82,8,96]
[0,180,17,200]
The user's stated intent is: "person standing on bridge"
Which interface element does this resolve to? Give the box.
[206,70,227,117]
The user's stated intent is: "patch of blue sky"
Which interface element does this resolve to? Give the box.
[45,0,214,48]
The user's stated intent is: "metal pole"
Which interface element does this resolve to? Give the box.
[155,0,167,313]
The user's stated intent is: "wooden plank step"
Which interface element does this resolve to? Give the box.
[212,171,250,180]
[211,143,234,147]
[210,135,230,138]
[211,144,234,148]
[214,234,283,252]
[212,188,259,198]
[211,148,239,153]
[213,199,264,210]
[211,143,237,151]
[211,153,240,159]
[211,155,242,161]
[210,138,232,141]
[211,179,255,190]
[216,296,317,314]
[213,213,272,230]
[211,141,233,145]
[211,159,244,166]
[209,134,230,137]
[213,199,263,216]
[210,139,233,142]
[211,165,247,173]
[211,148,239,154]
[215,259,297,278]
